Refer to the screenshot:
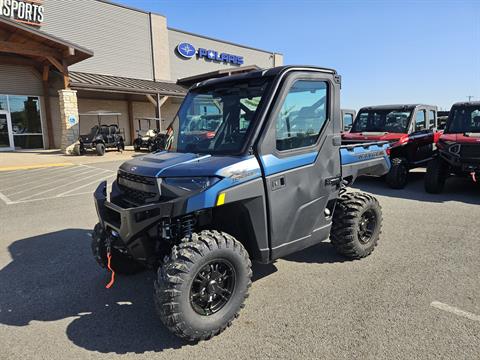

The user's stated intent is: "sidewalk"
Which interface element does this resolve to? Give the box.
[0,147,139,171]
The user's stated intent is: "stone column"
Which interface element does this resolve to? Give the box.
[58,89,80,154]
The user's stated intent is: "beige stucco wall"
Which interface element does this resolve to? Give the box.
[151,14,171,81]
[274,53,284,67]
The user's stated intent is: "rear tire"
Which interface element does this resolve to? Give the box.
[91,224,144,275]
[96,143,105,156]
[133,141,141,152]
[386,157,409,189]
[154,230,252,342]
[330,192,382,259]
[425,157,448,194]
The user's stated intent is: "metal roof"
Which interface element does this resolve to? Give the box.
[70,71,188,97]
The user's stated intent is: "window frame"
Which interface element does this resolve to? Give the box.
[273,78,331,154]
[428,110,436,130]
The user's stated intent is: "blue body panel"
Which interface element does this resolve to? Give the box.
[260,152,318,176]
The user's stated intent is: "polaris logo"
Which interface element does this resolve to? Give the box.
[0,0,45,26]
[176,42,245,66]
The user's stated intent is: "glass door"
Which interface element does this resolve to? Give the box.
[0,111,14,151]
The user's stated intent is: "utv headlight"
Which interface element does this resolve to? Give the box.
[161,177,221,197]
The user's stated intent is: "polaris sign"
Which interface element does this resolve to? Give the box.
[0,0,45,26]
[177,42,244,66]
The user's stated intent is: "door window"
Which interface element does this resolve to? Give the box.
[415,110,426,131]
[343,113,354,131]
[276,80,328,151]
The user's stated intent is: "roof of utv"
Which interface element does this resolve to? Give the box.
[191,65,337,90]
[359,104,434,111]
[452,101,480,107]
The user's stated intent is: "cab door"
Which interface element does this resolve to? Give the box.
[256,72,341,260]
[410,108,435,163]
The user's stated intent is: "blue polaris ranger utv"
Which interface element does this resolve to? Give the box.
[92,66,390,341]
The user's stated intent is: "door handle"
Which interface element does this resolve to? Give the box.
[271,176,286,191]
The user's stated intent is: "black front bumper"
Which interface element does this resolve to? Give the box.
[440,152,480,173]
[94,181,187,245]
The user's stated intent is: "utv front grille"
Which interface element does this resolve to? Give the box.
[117,170,159,206]
[118,170,156,185]
[120,186,158,205]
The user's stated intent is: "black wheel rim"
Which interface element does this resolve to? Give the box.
[190,260,236,316]
[358,209,377,244]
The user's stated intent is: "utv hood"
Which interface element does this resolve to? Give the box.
[119,151,259,178]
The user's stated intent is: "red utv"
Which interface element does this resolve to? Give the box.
[425,101,480,193]
[342,104,441,188]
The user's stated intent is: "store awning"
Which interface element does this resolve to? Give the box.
[0,17,93,66]
[70,71,188,97]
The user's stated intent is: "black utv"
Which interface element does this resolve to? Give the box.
[76,111,125,156]
[91,66,391,341]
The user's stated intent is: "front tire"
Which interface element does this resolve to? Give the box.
[91,224,144,275]
[386,157,409,189]
[154,230,252,342]
[425,157,448,194]
[330,192,382,259]
[96,143,105,156]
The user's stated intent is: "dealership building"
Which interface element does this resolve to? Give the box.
[0,0,283,152]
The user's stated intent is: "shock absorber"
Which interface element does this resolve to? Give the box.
[180,215,196,240]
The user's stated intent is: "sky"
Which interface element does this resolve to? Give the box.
[117,0,479,110]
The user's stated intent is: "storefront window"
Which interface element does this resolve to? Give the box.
[9,96,43,149]
[0,95,7,111]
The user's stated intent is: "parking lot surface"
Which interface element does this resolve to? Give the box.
[0,163,479,359]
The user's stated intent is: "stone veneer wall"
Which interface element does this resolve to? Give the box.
[58,89,79,154]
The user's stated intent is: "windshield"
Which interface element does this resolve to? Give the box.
[445,106,480,133]
[351,109,412,133]
[166,78,271,154]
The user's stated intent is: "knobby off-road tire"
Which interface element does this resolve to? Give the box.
[96,143,106,156]
[386,157,409,189]
[154,230,252,342]
[425,157,448,194]
[330,192,382,259]
[91,223,144,275]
